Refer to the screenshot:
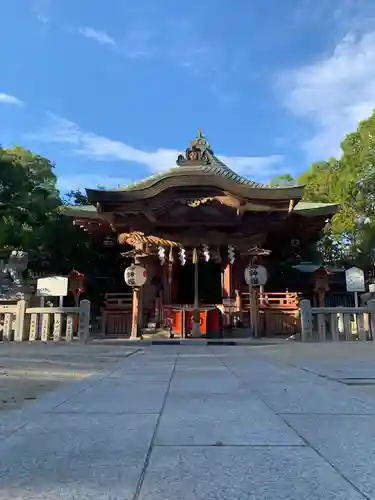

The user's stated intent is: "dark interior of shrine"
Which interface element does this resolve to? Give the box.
[176,261,222,304]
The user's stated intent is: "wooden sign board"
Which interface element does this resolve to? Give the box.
[345,266,365,293]
[37,276,68,297]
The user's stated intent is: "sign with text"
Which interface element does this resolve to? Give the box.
[244,265,268,286]
[345,266,365,293]
[37,276,68,297]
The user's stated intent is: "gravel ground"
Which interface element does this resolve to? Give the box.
[0,343,139,412]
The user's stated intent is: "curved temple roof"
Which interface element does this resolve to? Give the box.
[85,130,305,204]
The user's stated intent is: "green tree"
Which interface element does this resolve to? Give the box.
[64,189,89,206]
[298,159,340,204]
[268,173,295,186]
[0,146,60,252]
[0,147,94,274]
[296,109,375,266]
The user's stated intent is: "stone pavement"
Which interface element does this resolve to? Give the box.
[1,343,375,499]
[0,343,139,412]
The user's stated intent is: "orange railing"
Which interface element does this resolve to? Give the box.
[241,291,300,336]
[241,292,299,310]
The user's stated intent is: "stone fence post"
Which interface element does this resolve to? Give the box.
[78,299,91,343]
[368,299,375,341]
[14,300,26,342]
[300,299,313,342]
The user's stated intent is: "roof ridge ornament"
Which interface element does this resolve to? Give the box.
[177,128,212,166]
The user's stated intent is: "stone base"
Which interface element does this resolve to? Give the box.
[191,321,201,338]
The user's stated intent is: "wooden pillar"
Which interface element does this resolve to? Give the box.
[235,289,241,311]
[191,248,201,337]
[251,288,259,337]
[223,263,232,298]
[131,287,140,339]
[138,284,144,330]
[165,247,173,304]
[235,289,242,324]
[248,256,260,338]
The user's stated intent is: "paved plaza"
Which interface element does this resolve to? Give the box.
[1,342,375,499]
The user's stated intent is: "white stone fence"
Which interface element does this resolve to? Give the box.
[0,300,90,342]
[300,299,375,342]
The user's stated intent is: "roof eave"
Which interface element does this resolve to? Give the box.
[86,175,304,204]
[60,205,100,219]
[295,204,340,217]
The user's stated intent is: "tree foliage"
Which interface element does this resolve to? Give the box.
[0,146,60,252]
[267,110,375,266]
[298,110,375,266]
[0,147,109,276]
[268,173,295,187]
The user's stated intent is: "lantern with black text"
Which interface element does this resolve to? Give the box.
[124,264,147,287]
[244,265,268,287]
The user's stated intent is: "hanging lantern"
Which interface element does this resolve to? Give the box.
[244,265,268,287]
[179,247,186,265]
[202,244,210,262]
[228,244,235,264]
[158,246,166,265]
[124,263,147,287]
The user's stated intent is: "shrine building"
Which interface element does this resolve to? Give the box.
[63,130,338,338]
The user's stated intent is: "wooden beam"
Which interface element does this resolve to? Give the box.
[144,211,157,222]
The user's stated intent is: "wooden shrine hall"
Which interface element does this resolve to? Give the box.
[63,130,338,338]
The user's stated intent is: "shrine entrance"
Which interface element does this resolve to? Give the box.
[64,129,339,338]
[176,260,222,305]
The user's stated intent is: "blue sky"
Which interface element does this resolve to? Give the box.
[1,0,375,193]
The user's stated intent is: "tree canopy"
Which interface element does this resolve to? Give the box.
[0,147,111,276]
[269,109,375,266]
[0,146,60,252]
[268,173,295,187]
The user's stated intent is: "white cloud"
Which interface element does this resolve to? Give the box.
[57,174,131,192]
[78,26,154,59]
[30,113,284,181]
[0,93,24,106]
[281,31,375,160]
[78,27,117,47]
[219,155,284,178]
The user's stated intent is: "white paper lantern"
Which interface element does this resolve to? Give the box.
[124,264,147,287]
[244,265,268,286]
